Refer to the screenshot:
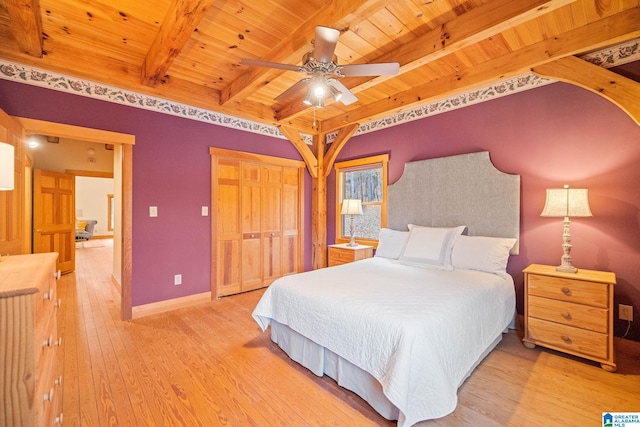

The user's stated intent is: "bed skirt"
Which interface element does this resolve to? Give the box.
[270,320,504,423]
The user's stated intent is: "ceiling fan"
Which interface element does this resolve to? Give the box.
[241,26,400,108]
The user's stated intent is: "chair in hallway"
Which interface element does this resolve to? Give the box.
[76,220,97,245]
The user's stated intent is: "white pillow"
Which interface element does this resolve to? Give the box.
[375,228,410,259]
[451,235,517,277]
[398,225,466,270]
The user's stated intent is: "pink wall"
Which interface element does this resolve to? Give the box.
[327,82,640,340]
[1,79,639,340]
[0,80,313,307]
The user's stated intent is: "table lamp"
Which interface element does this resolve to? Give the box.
[541,184,592,273]
[341,199,363,247]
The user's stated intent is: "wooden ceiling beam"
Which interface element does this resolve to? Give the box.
[219,0,390,106]
[141,0,214,87]
[533,56,640,125]
[323,123,359,177]
[319,6,640,132]
[279,125,318,178]
[274,0,576,122]
[3,0,43,57]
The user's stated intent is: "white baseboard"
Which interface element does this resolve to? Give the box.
[131,291,212,319]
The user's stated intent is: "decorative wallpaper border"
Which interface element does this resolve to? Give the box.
[0,38,637,143]
[582,39,639,68]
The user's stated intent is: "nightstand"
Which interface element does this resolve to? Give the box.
[522,264,616,371]
[328,243,374,267]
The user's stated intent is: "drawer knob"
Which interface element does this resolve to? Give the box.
[43,388,54,402]
[55,299,62,308]
[561,287,572,296]
[55,337,63,347]
[55,413,64,425]
[43,335,54,348]
[250,234,255,238]
[561,335,572,344]
[54,270,61,280]
[44,289,54,301]
[55,376,63,386]
[561,312,572,320]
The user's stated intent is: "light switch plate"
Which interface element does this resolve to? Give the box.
[149,206,158,217]
[202,206,208,216]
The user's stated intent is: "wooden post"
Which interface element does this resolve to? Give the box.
[279,124,359,270]
[311,132,327,269]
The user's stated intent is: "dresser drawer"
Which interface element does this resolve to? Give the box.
[0,252,60,426]
[528,295,608,333]
[527,317,608,360]
[527,274,608,307]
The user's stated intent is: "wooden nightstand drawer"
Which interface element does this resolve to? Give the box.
[528,295,608,333]
[327,244,374,267]
[526,317,608,360]
[528,274,608,307]
[329,249,356,265]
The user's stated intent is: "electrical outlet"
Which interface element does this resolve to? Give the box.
[619,304,633,321]
[174,274,182,286]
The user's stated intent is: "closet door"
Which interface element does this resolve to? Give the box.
[281,166,301,276]
[241,162,263,292]
[261,165,282,286]
[211,147,304,298]
[214,159,242,296]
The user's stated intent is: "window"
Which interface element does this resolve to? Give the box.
[335,154,388,247]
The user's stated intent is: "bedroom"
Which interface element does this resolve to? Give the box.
[0,0,639,425]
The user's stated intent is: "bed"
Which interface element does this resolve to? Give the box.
[252,151,520,426]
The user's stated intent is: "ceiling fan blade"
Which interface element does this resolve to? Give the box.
[313,26,340,63]
[327,79,358,105]
[274,79,311,102]
[339,62,400,76]
[241,58,302,72]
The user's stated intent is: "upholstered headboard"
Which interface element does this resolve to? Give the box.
[388,151,520,254]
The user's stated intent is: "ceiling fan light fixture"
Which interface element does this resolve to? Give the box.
[313,83,326,99]
[242,25,398,111]
[303,89,313,106]
[329,85,342,102]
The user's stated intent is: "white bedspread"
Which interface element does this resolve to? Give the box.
[252,257,515,426]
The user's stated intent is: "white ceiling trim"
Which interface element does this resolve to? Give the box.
[0,39,637,142]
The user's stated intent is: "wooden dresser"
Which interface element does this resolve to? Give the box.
[0,252,63,426]
[328,243,374,267]
[522,263,616,371]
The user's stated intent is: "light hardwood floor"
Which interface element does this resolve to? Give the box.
[59,241,640,426]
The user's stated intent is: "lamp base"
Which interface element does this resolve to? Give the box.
[556,264,578,274]
[347,235,358,247]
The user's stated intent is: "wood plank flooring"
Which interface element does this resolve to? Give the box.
[58,241,640,426]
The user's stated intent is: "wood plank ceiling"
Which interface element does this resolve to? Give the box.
[0,0,639,136]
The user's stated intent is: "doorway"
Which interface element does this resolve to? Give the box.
[18,117,134,320]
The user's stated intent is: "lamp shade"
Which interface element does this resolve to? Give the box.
[341,199,363,215]
[0,142,14,191]
[541,185,592,218]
